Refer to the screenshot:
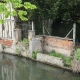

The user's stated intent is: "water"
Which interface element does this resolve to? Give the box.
[0,53,80,80]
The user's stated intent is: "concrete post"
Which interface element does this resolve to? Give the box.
[28,30,35,54]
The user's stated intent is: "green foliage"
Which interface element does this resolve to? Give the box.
[25,0,80,22]
[1,0,80,23]
[23,38,29,43]
[19,38,29,47]
[32,50,38,59]
[0,0,36,23]
[50,50,71,67]
[74,49,80,60]
[24,2,36,10]
[62,56,71,67]
[1,44,6,50]
[16,47,22,55]
[18,10,28,21]
[22,38,29,47]
[16,48,20,55]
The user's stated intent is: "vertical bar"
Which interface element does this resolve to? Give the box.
[10,3,12,39]
[42,21,45,35]
[9,21,11,38]
[32,21,34,31]
[1,14,3,38]
[4,21,7,38]
[5,21,8,38]
[2,13,4,37]
[3,25,5,38]
[73,22,76,46]
[7,21,9,38]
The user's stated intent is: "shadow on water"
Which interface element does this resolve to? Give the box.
[0,53,80,80]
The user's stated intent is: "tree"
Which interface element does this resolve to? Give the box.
[24,0,80,22]
[0,0,36,23]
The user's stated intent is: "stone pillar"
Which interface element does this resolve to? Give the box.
[14,29,21,42]
[28,30,35,54]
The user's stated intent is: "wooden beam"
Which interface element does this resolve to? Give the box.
[73,23,76,46]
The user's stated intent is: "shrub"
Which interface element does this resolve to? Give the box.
[16,48,22,55]
[74,49,80,60]
[71,49,80,73]
[32,50,38,59]
[23,38,29,44]
[1,44,6,50]
[19,38,29,47]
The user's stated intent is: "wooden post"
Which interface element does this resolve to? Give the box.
[73,22,76,46]
[32,21,34,31]
[42,21,45,35]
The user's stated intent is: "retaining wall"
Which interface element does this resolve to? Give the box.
[28,30,74,57]
[43,36,74,56]
[37,53,64,67]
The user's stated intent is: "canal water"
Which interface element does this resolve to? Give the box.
[0,53,80,80]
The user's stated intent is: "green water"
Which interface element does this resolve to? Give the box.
[0,53,80,80]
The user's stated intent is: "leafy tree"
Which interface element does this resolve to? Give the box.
[0,0,36,23]
[24,0,80,22]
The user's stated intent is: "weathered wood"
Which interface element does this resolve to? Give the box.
[32,21,34,31]
[44,26,51,36]
[0,3,15,39]
[73,23,76,46]
[42,21,45,35]
[65,28,73,38]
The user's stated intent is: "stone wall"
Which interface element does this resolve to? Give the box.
[37,53,64,67]
[28,30,74,57]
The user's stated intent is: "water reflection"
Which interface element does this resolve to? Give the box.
[0,53,80,80]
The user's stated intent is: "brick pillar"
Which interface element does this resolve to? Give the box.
[28,30,35,54]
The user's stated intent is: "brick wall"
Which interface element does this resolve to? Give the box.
[0,39,13,47]
[43,36,74,56]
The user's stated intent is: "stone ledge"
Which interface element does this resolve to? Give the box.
[37,53,64,67]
